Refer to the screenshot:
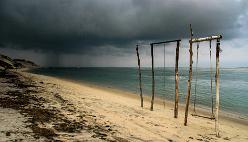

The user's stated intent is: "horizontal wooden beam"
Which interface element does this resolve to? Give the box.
[151,39,181,45]
[191,114,215,120]
[191,35,222,43]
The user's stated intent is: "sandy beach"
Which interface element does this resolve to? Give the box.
[1,70,248,142]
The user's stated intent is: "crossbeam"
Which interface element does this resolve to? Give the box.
[191,114,215,120]
[151,39,181,45]
[191,35,222,43]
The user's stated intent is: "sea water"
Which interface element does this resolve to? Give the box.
[29,67,248,118]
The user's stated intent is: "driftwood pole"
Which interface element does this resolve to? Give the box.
[136,45,143,108]
[215,38,220,137]
[150,43,155,111]
[174,40,180,118]
[184,24,193,126]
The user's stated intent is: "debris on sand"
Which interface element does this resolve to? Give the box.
[0,71,119,141]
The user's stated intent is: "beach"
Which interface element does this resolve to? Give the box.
[1,70,248,142]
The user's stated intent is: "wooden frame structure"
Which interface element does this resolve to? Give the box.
[136,39,181,118]
[184,25,222,137]
[150,40,181,119]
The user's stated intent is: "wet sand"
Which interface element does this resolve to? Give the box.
[0,70,248,141]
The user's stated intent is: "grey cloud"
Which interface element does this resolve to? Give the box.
[0,0,247,54]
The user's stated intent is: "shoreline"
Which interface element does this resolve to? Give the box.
[23,71,248,141]
[2,69,247,141]
[1,70,121,141]
[26,69,248,125]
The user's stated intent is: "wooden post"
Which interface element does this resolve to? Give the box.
[136,45,143,108]
[215,39,220,137]
[184,24,193,126]
[174,40,180,118]
[210,40,214,116]
[150,44,155,111]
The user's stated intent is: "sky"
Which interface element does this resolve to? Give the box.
[0,0,248,67]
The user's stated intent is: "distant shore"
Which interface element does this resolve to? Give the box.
[1,70,248,141]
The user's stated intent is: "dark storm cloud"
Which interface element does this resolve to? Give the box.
[0,0,246,54]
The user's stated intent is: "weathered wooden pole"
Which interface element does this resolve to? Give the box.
[150,43,155,111]
[136,45,143,108]
[215,38,220,137]
[174,40,180,118]
[184,24,193,126]
[209,40,214,116]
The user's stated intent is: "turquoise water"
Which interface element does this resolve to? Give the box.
[29,67,248,118]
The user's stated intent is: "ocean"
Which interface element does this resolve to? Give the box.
[29,67,248,118]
